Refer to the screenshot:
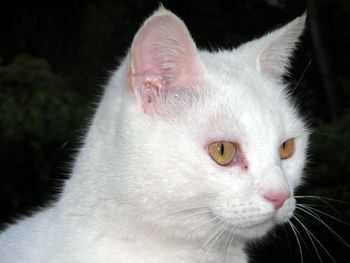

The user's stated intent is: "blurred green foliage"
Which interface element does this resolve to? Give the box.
[0,55,85,139]
[0,55,88,221]
[306,115,350,221]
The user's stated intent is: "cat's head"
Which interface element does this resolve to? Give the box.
[95,7,309,241]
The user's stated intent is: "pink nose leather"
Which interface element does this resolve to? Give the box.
[264,191,290,210]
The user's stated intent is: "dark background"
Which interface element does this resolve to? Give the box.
[0,0,349,262]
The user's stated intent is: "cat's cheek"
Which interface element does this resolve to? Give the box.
[275,197,296,223]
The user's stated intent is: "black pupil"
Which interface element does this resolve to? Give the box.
[220,143,224,155]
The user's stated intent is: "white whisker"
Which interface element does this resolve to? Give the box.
[296,205,350,247]
[296,195,347,221]
[288,221,304,263]
[293,215,323,263]
[177,209,216,222]
[158,215,221,262]
[293,215,338,263]
[297,204,349,226]
[147,203,219,226]
[296,196,349,216]
[194,221,222,263]
[222,225,235,263]
[165,204,222,216]
[295,196,350,204]
[182,216,220,242]
[200,219,229,263]
[225,226,237,263]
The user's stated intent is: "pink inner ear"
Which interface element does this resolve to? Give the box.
[128,9,203,113]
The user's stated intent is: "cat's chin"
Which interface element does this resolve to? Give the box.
[225,207,295,240]
[235,214,294,240]
[234,219,275,240]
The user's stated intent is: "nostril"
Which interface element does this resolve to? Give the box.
[263,191,290,210]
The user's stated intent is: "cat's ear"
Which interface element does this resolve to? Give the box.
[128,7,204,113]
[243,14,306,81]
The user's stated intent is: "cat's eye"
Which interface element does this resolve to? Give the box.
[208,141,236,166]
[279,138,295,159]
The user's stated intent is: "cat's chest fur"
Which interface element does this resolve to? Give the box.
[0,6,308,263]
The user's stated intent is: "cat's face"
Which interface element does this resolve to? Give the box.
[174,58,308,239]
[104,8,309,241]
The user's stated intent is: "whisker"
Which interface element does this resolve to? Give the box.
[282,224,293,259]
[293,215,338,263]
[135,203,223,261]
[194,220,223,263]
[158,215,221,261]
[296,195,347,218]
[293,215,323,263]
[297,204,349,226]
[177,209,217,222]
[288,221,304,263]
[147,203,221,226]
[222,225,235,263]
[296,205,350,247]
[295,195,350,205]
[182,216,220,243]
[163,204,222,218]
[225,229,237,263]
[200,219,229,263]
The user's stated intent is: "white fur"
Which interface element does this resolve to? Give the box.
[0,8,309,263]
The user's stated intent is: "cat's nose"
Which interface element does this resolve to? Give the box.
[263,191,290,210]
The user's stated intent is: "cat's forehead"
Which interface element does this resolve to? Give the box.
[201,53,287,108]
[188,52,302,143]
[191,95,287,142]
[199,50,283,99]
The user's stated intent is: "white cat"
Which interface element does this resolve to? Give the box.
[0,7,309,263]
